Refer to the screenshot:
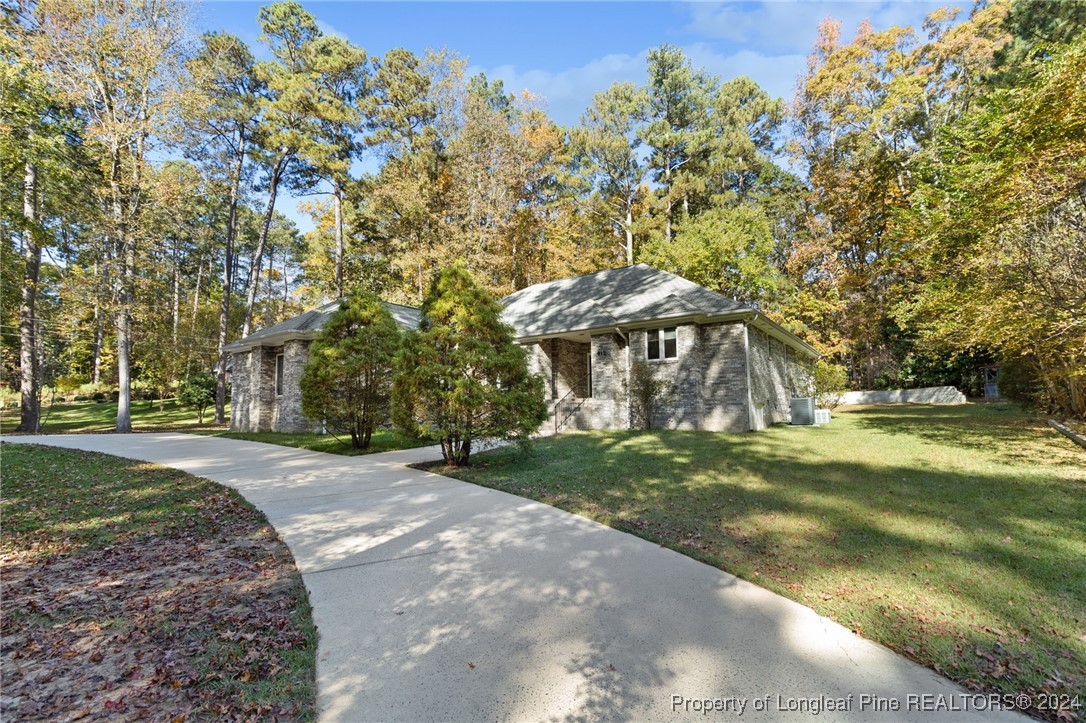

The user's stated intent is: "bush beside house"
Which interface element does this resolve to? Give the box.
[300,291,402,450]
[392,265,547,466]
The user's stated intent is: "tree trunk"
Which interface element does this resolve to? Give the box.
[115,260,133,432]
[215,144,245,425]
[664,163,673,244]
[17,162,41,434]
[333,185,344,297]
[171,237,180,346]
[242,154,287,338]
[112,140,133,434]
[92,252,107,385]
[191,254,203,328]
[624,206,634,266]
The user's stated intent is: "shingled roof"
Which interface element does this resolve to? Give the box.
[500,264,751,338]
[500,264,819,357]
[223,299,420,352]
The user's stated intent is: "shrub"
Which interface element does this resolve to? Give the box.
[54,375,87,395]
[300,292,402,450]
[393,264,546,466]
[178,373,216,424]
[812,360,848,409]
[628,360,672,430]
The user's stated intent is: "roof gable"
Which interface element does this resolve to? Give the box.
[500,264,750,338]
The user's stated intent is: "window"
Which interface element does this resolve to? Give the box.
[275,354,285,396]
[646,327,677,360]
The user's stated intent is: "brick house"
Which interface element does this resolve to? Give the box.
[503,264,817,432]
[225,264,817,433]
[224,301,420,433]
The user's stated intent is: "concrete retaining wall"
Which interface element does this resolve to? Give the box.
[839,386,966,405]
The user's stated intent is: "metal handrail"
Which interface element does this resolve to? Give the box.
[553,375,590,434]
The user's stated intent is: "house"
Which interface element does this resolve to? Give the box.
[225,264,818,434]
[503,264,818,432]
[224,300,420,433]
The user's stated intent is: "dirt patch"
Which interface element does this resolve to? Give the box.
[1,447,315,721]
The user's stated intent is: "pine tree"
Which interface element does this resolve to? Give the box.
[299,291,402,449]
[392,264,546,466]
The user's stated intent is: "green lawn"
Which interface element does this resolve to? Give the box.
[432,403,1086,719]
[0,444,317,719]
[201,428,430,456]
[0,398,227,434]
[1,399,427,456]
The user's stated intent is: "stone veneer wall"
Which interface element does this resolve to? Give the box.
[748,327,796,426]
[229,341,315,433]
[275,339,313,433]
[229,350,252,431]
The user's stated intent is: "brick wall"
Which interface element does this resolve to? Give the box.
[699,323,750,432]
[525,342,552,398]
[554,339,590,398]
[229,344,295,433]
[749,328,793,426]
[627,324,706,430]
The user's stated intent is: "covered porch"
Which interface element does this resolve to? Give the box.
[523,331,629,432]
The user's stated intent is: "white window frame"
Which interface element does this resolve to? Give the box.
[275,353,285,397]
[646,327,678,361]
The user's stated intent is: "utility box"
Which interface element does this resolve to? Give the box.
[815,408,832,425]
[790,397,815,425]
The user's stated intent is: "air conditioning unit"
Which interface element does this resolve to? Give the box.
[790,397,815,425]
[815,408,832,425]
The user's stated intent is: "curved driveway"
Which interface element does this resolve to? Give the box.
[3,434,1022,722]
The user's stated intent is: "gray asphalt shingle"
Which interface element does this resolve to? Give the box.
[499,264,750,337]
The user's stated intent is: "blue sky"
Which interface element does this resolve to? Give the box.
[194,1,966,231]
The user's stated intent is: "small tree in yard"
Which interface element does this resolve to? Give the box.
[812,360,848,409]
[300,292,402,449]
[628,360,672,429]
[392,264,546,466]
[178,372,216,424]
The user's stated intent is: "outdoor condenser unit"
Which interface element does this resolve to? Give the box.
[790,397,816,425]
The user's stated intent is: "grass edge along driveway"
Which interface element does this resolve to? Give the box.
[0,443,318,721]
[431,403,1086,722]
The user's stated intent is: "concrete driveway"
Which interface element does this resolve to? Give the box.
[2,434,1023,722]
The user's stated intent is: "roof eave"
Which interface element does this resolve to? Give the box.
[746,313,821,359]
[223,329,317,353]
[513,310,755,343]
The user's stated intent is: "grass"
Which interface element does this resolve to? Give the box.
[1,398,427,456]
[200,428,429,456]
[0,397,227,434]
[1,444,317,719]
[431,403,1086,719]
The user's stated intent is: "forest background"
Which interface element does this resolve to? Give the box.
[2,0,1083,431]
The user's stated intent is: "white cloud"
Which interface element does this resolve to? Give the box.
[315,19,347,41]
[476,44,806,127]
[474,51,647,126]
[685,1,963,53]
[683,43,807,103]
